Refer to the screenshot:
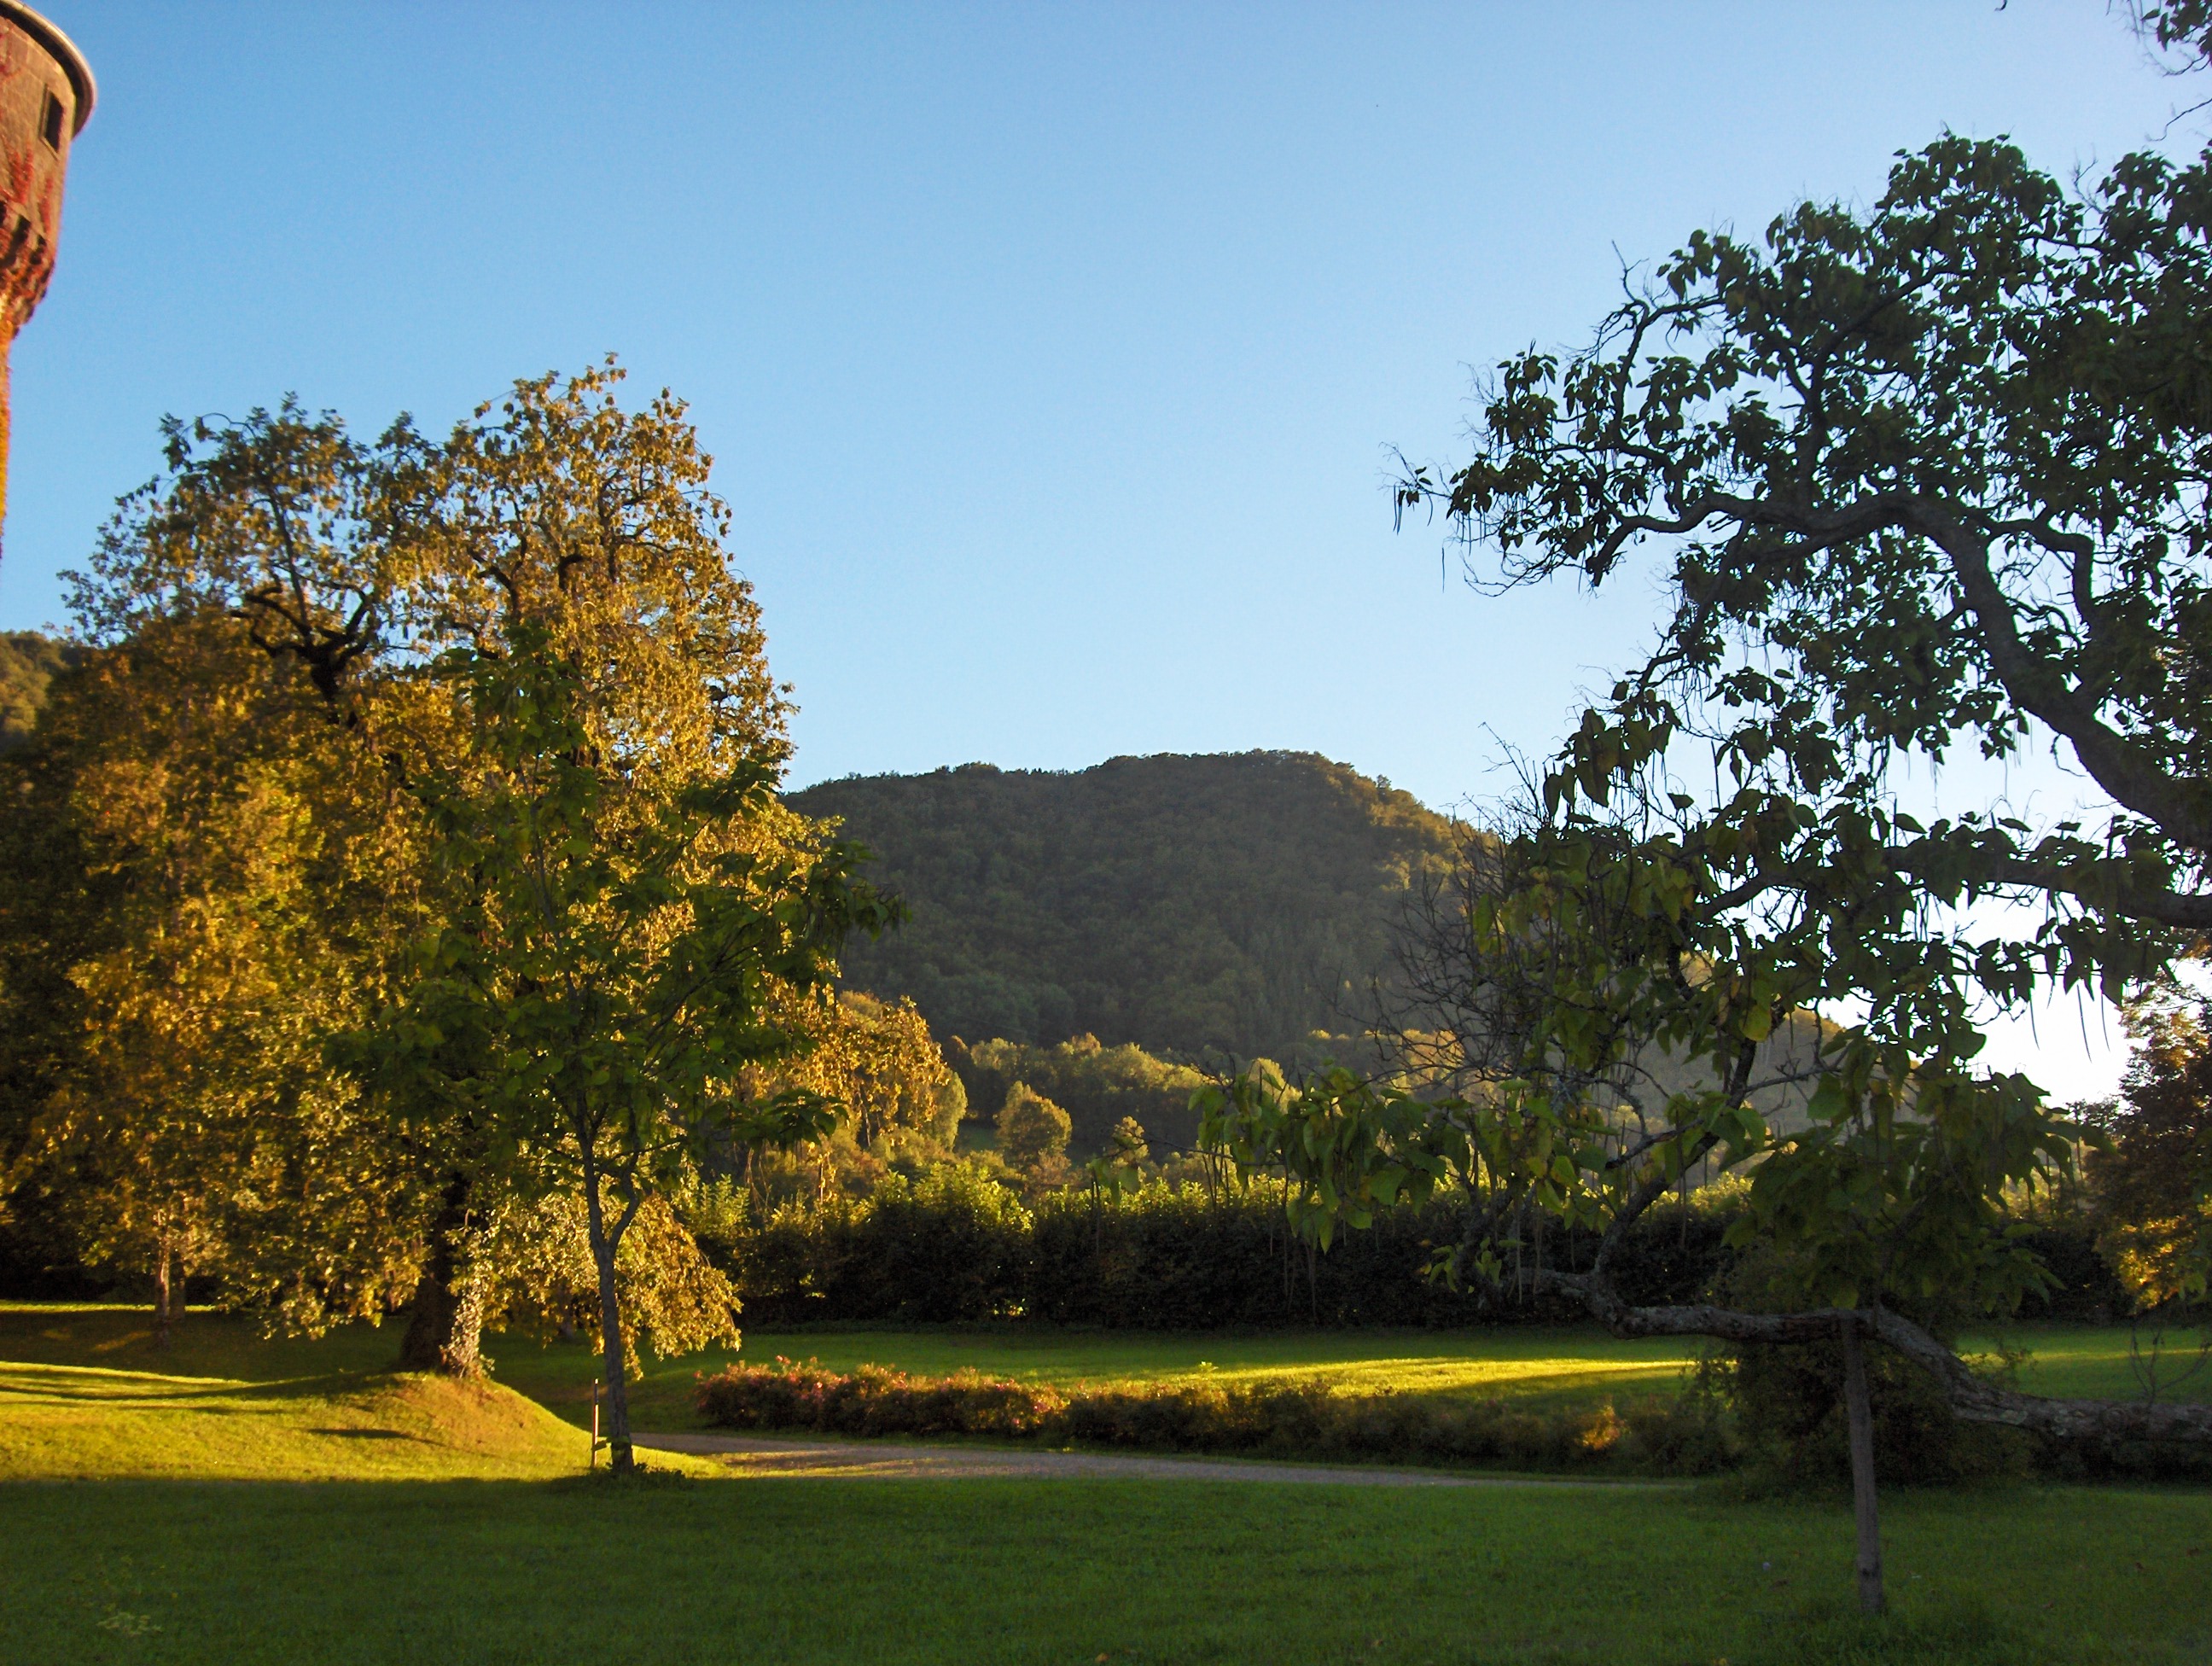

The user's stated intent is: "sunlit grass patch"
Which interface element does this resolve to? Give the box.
[1146,1346,1695,1401]
[2,1302,2209,1661]
[520,1325,1712,1430]
[6,1302,2202,1453]
[0,1359,609,1481]
[1972,1323,2212,1402]
[516,1319,2209,1435]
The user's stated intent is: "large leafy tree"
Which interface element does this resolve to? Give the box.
[358,364,826,1385]
[26,362,861,1389]
[0,614,422,1343]
[47,394,474,1361]
[353,636,893,1470]
[739,989,969,1205]
[1210,11,2212,1616]
[297,363,896,1466]
[1371,81,2212,1389]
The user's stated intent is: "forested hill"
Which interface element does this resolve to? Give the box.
[0,632,75,754]
[788,752,1461,1063]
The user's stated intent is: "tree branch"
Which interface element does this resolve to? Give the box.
[1537,1267,2212,1445]
[1924,508,2212,854]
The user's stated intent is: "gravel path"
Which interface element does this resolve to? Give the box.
[634,1431,1668,1488]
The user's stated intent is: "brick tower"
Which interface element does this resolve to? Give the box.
[0,2,90,556]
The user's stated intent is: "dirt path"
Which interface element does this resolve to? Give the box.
[634,1432,1671,1487]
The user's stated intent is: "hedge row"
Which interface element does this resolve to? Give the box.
[694,1355,1740,1475]
[697,1168,2126,1330]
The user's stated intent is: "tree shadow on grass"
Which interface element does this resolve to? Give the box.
[0,1306,410,1387]
[0,1366,465,1407]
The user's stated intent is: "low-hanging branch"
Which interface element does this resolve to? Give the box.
[1527,1267,2212,1447]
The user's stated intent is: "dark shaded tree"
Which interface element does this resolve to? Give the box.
[2085,998,2212,1308]
[1213,20,2212,1613]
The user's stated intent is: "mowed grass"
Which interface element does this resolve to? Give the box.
[1,1306,1713,1441]
[507,1324,1716,1433]
[0,1307,703,1483]
[5,1472,2210,1665]
[500,1318,2212,1436]
[3,1302,2211,1663]
[1994,1325,2212,1402]
[0,1360,594,1481]
[7,1302,2204,1441]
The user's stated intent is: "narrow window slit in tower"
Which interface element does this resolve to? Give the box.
[40,91,62,151]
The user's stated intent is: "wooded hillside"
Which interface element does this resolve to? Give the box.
[0,632,74,754]
[789,752,1460,1064]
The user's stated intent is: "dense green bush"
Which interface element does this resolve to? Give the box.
[724,1164,1034,1325]
[704,1174,1569,1327]
[699,1169,2128,1333]
[694,1355,1730,1473]
[1022,1183,1485,1327]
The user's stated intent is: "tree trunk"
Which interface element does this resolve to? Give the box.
[1839,1315,1885,1616]
[399,1173,485,1376]
[151,1238,174,1351]
[582,1167,634,1474]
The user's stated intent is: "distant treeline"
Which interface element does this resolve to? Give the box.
[789,753,1459,1065]
[946,1033,1208,1156]
[701,1168,2126,1331]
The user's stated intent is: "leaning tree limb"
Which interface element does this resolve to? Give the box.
[1529,1267,2212,1446]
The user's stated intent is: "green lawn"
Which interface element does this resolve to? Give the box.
[0,1307,703,1483]
[5,1302,2203,1441]
[5,1472,2209,1664]
[500,1317,2212,1436]
[508,1323,1720,1433]
[2,1302,2209,1664]
[0,1359,596,1482]
[1986,1325,2212,1402]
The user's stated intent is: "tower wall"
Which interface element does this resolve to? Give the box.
[0,3,90,549]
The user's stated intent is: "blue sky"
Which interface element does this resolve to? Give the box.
[3,2,2192,1091]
